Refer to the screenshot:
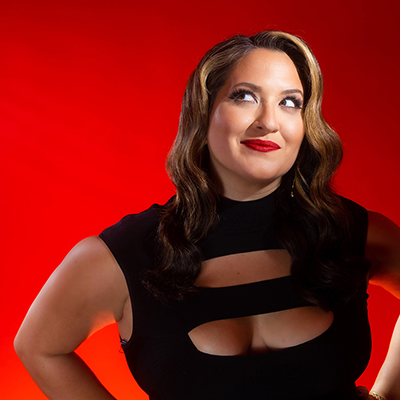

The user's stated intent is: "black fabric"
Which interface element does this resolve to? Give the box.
[99,192,371,400]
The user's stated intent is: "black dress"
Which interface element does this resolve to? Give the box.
[99,191,371,400]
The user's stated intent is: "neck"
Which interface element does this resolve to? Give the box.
[218,180,281,202]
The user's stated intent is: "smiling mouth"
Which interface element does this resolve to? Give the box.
[241,139,281,152]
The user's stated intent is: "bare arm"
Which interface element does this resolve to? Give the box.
[364,211,400,400]
[14,236,129,399]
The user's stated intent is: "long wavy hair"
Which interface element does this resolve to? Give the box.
[143,30,369,308]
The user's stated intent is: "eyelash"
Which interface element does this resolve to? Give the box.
[282,96,303,109]
[229,89,303,109]
[229,89,256,102]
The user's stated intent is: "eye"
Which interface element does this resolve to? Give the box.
[280,97,303,109]
[229,89,257,103]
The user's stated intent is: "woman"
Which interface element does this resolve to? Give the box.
[14,30,400,400]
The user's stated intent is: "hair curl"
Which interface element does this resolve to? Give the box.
[143,30,369,308]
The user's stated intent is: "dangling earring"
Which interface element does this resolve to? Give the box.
[290,179,295,198]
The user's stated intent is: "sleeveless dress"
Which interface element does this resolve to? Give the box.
[99,191,371,400]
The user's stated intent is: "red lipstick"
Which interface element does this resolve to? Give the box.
[241,139,281,153]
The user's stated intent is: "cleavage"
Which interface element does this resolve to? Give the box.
[189,250,334,356]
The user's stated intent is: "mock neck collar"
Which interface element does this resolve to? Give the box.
[217,189,278,231]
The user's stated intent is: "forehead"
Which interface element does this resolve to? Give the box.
[225,48,302,91]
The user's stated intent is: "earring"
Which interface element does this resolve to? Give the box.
[290,180,295,198]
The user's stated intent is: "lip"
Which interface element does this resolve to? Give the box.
[241,139,281,153]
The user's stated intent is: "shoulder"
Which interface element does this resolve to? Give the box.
[366,211,400,268]
[338,196,369,255]
[365,210,400,297]
[48,236,127,315]
[69,236,122,278]
[100,199,172,243]
[339,196,368,223]
[98,198,174,271]
[15,236,128,357]
[100,201,167,240]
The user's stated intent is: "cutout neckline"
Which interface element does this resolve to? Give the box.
[186,308,336,358]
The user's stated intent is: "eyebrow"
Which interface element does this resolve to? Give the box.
[232,82,304,98]
[281,88,304,97]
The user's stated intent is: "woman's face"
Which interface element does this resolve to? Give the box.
[207,49,305,201]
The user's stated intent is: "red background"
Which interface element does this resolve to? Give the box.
[1,0,400,398]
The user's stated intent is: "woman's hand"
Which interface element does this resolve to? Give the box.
[356,386,387,399]
[356,386,369,398]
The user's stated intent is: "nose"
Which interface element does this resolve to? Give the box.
[253,103,279,133]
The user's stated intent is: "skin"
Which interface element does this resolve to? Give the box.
[364,212,400,399]
[14,50,400,399]
[14,237,127,399]
[207,49,305,201]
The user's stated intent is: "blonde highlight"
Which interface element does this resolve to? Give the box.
[143,30,366,307]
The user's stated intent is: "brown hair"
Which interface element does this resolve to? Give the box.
[144,31,368,307]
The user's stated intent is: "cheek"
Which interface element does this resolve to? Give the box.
[209,109,230,137]
[281,121,304,168]
[206,124,225,164]
[210,105,252,137]
[207,121,224,152]
[207,112,233,152]
[286,119,305,148]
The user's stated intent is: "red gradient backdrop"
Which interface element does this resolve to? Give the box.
[1,0,399,398]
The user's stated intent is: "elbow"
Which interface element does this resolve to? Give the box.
[14,328,27,362]
[14,325,36,366]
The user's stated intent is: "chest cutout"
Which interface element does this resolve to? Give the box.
[189,250,335,356]
[196,249,292,288]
